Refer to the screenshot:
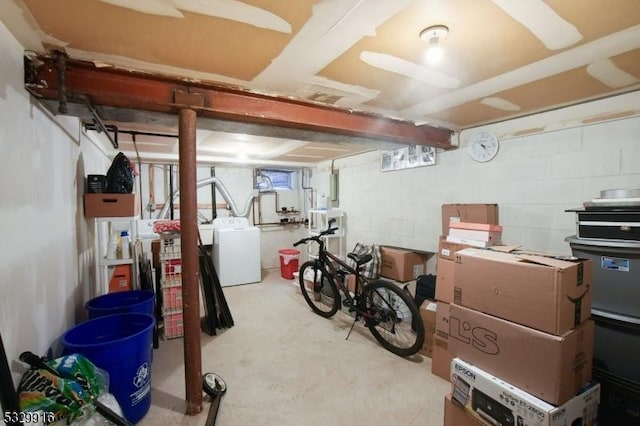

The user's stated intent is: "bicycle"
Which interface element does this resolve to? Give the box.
[293,221,425,357]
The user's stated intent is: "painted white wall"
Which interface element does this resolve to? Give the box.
[0,21,111,390]
[317,112,640,263]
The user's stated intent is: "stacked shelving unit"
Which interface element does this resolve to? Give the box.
[307,209,345,260]
[93,216,139,297]
[159,233,184,339]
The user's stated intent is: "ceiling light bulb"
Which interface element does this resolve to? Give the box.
[426,43,444,64]
[420,24,449,64]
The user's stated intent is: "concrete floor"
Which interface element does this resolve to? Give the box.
[139,268,450,425]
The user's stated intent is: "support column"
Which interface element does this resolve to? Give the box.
[178,107,202,415]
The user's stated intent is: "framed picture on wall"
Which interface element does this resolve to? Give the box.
[419,145,436,166]
[380,145,436,171]
[406,145,420,168]
[380,150,394,172]
[381,147,408,172]
[391,147,407,170]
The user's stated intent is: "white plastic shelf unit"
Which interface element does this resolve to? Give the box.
[93,217,139,297]
[159,233,184,339]
[308,209,345,260]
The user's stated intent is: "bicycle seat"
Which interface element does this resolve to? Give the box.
[348,252,372,266]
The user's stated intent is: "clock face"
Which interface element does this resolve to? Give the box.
[468,131,499,162]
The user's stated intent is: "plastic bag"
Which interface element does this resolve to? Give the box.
[18,354,109,424]
[105,152,135,193]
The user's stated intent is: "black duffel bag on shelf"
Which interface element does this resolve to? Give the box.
[105,152,135,193]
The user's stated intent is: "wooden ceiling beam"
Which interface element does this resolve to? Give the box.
[24,54,454,149]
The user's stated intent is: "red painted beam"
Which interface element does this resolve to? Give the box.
[24,55,453,148]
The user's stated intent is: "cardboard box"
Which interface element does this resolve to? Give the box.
[419,300,437,357]
[450,358,600,426]
[432,337,452,382]
[84,193,140,218]
[431,302,453,381]
[447,304,594,405]
[151,239,161,268]
[108,264,132,293]
[442,203,499,235]
[448,222,502,245]
[438,236,474,261]
[450,222,503,233]
[446,234,497,248]
[444,394,485,426]
[435,258,455,303]
[453,248,593,335]
[380,247,430,282]
[434,301,451,344]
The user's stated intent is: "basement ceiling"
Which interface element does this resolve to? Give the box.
[4,0,640,165]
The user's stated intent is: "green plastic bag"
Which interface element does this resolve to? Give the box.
[18,353,109,424]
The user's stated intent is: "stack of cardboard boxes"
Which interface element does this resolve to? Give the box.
[432,204,499,380]
[435,205,600,425]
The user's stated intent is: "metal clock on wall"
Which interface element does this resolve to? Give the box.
[468,131,499,162]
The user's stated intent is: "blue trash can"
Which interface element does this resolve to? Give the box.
[61,313,155,424]
[85,290,155,319]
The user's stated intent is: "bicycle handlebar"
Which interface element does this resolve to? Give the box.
[293,226,339,247]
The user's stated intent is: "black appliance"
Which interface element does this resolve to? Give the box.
[471,388,515,426]
[87,174,106,193]
[566,188,640,425]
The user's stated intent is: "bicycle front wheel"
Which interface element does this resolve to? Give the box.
[298,261,340,318]
[362,280,425,357]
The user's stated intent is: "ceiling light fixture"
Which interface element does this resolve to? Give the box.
[420,25,449,64]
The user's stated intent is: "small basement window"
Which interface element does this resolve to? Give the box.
[258,169,294,190]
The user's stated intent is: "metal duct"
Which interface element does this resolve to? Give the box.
[158,175,264,219]
[255,170,274,192]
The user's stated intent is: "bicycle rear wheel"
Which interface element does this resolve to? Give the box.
[362,280,424,357]
[298,261,340,317]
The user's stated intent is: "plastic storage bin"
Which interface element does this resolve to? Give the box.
[61,313,155,424]
[85,290,155,319]
[278,249,300,279]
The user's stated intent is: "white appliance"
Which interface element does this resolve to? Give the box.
[212,217,261,287]
[198,223,215,246]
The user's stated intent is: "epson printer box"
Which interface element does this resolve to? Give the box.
[450,358,599,426]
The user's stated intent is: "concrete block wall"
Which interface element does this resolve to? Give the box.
[317,114,640,257]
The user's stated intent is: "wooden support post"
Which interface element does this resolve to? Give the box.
[178,107,203,415]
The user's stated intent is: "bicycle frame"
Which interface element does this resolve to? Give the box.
[318,248,360,293]
[310,238,375,316]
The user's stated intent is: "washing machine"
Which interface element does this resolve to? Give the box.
[212,217,261,287]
